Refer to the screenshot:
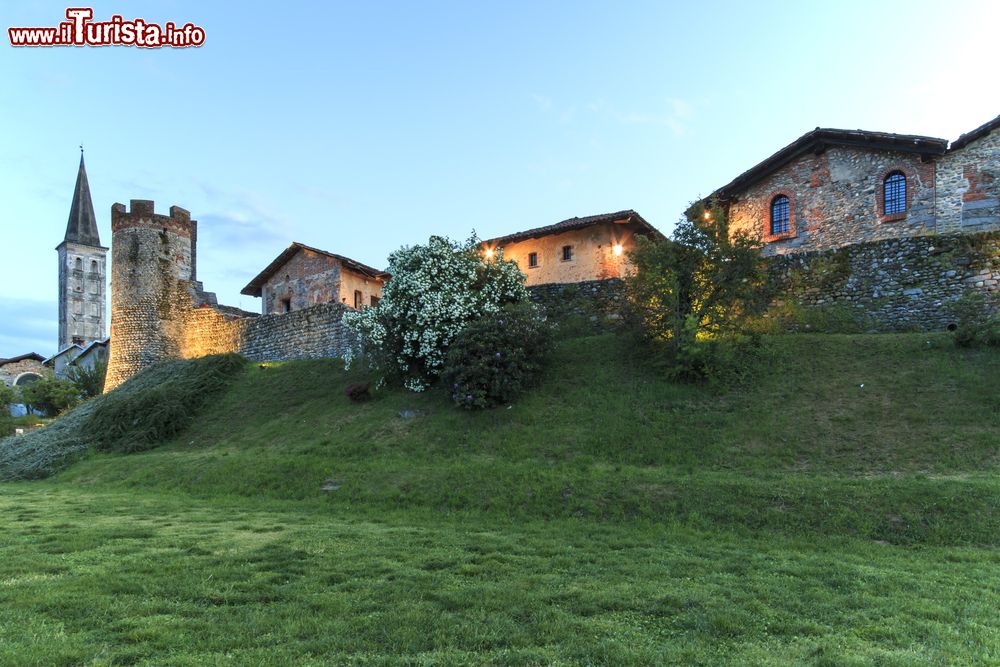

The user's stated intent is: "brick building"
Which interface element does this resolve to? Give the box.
[240,243,388,314]
[704,114,1000,255]
[482,210,662,286]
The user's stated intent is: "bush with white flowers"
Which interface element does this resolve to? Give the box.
[343,234,528,391]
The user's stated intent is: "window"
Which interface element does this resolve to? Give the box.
[770,195,790,235]
[74,257,82,271]
[561,245,573,261]
[528,252,539,268]
[280,297,292,313]
[370,295,380,307]
[90,260,98,273]
[884,171,906,216]
[354,290,363,309]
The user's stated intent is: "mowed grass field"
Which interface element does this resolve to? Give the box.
[1,333,999,665]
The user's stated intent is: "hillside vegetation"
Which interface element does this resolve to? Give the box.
[1,332,999,665]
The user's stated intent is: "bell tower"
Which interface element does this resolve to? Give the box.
[56,150,107,351]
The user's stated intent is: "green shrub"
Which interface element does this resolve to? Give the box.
[0,385,13,437]
[83,354,246,453]
[19,377,80,417]
[441,302,553,409]
[950,293,1000,348]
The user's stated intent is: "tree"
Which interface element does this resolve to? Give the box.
[67,361,107,398]
[0,383,15,437]
[19,377,80,417]
[623,199,767,378]
[343,234,529,391]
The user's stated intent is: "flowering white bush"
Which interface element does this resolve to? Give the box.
[343,233,528,391]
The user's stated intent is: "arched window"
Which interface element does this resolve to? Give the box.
[74,257,82,271]
[884,171,906,215]
[90,260,98,273]
[770,195,790,235]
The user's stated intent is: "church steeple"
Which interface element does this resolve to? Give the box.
[64,149,101,247]
[57,150,107,353]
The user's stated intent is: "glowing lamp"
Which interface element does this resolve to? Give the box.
[612,244,623,256]
[484,248,494,258]
[704,211,711,220]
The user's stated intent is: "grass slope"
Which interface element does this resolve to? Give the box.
[1,332,999,665]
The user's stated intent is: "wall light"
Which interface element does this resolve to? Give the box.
[612,244,623,256]
[484,248,494,258]
[704,211,711,221]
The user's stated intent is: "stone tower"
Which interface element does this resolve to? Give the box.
[56,152,107,351]
[103,200,207,391]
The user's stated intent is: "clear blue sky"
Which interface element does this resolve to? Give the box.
[2,0,998,357]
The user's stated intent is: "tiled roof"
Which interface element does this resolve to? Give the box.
[241,242,389,297]
[486,209,662,245]
[950,113,1000,151]
[0,352,46,366]
[711,128,949,201]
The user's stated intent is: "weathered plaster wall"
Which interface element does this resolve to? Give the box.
[728,147,936,255]
[935,127,1000,234]
[338,268,385,309]
[494,223,636,286]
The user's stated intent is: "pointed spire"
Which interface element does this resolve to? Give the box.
[64,149,101,247]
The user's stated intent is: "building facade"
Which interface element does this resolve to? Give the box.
[707,114,1000,255]
[483,210,662,286]
[240,243,388,315]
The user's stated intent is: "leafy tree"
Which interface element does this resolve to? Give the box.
[344,234,528,391]
[68,361,107,398]
[19,377,80,417]
[623,199,767,379]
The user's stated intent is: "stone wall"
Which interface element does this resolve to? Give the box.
[527,279,626,331]
[767,231,1000,331]
[183,302,357,363]
[0,359,51,387]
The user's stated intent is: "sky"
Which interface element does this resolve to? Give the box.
[1,0,998,357]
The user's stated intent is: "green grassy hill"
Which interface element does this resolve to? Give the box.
[1,333,999,665]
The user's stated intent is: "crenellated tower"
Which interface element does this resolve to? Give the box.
[104,200,215,391]
[56,152,107,351]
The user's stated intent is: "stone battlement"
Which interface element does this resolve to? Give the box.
[111,200,195,238]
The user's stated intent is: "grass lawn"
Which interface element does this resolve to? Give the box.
[1,333,999,664]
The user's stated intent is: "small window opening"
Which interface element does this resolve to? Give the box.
[561,245,573,261]
[528,252,539,268]
[354,290,363,309]
[770,195,790,235]
[280,297,292,314]
[370,295,380,307]
[884,171,907,215]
